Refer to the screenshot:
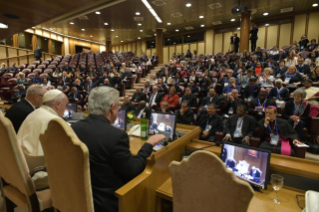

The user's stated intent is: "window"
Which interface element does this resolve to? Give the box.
[52,40,62,55]
[37,37,49,53]
[0,36,13,46]
[146,40,156,49]
[18,32,32,50]
[183,32,205,44]
[164,36,183,46]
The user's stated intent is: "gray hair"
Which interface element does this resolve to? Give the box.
[43,93,66,107]
[275,79,283,84]
[88,87,119,115]
[229,77,236,81]
[26,85,44,97]
[293,90,306,98]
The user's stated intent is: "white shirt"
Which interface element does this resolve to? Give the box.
[226,116,244,137]
[137,108,145,118]
[25,98,36,110]
[150,92,158,106]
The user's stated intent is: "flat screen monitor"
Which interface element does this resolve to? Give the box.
[148,112,176,140]
[112,109,126,131]
[220,141,271,190]
[63,103,77,119]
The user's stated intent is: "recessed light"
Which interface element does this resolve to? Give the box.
[111,29,115,31]
[231,19,235,21]
[70,22,74,25]
[95,11,101,14]
[121,41,123,42]
[187,36,190,37]
[81,29,85,31]
[151,46,153,47]
[154,34,156,36]
[186,3,192,7]
[22,34,24,36]
[44,39,47,40]
[140,30,143,32]
[263,12,269,16]
[32,27,36,29]
[173,42,176,44]
[115,35,118,38]
[136,12,140,15]
[152,41,154,43]
[201,25,205,27]
[138,37,141,39]
[90,35,93,37]
[237,27,240,30]
[312,3,318,7]
[199,16,204,18]
[175,29,179,32]
[167,39,170,41]
[265,23,269,26]
[167,23,171,25]
[138,23,142,26]
[104,23,108,25]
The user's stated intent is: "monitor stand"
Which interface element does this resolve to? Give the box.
[251,185,262,192]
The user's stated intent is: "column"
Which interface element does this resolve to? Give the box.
[12,34,19,48]
[239,11,251,53]
[156,29,163,64]
[32,35,37,51]
[105,41,112,52]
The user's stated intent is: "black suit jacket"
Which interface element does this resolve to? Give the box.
[176,108,194,125]
[190,86,199,94]
[181,94,197,107]
[155,108,173,114]
[248,98,277,115]
[62,66,72,73]
[225,98,245,113]
[135,107,151,119]
[243,85,261,99]
[34,48,42,58]
[273,66,288,77]
[282,100,310,124]
[72,115,153,212]
[274,53,286,61]
[249,28,258,40]
[200,96,221,108]
[295,64,311,76]
[121,103,135,112]
[5,99,34,133]
[198,113,223,136]
[149,92,163,105]
[84,81,95,91]
[131,92,147,103]
[224,114,256,139]
[268,87,290,101]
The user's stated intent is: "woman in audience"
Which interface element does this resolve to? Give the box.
[257,68,275,90]
[254,61,263,76]
[16,72,28,85]
[234,61,246,77]
[162,71,172,85]
[260,52,268,64]
[285,51,298,66]
[86,67,96,78]
[170,57,176,63]
[292,79,319,106]
[175,59,182,69]
[0,63,7,76]
[143,80,152,93]
[282,90,310,140]
[193,50,197,59]
[57,79,69,93]
[281,65,303,86]
[241,51,251,63]
[268,79,290,101]
[202,70,212,82]
[52,67,62,78]
[175,73,183,85]
[239,69,254,88]
[188,71,199,84]
[74,72,83,84]
[195,61,204,71]
[310,65,319,87]
[156,78,167,93]
[161,87,179,107]
[306,51,318,71]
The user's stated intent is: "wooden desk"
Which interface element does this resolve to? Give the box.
[157,178,305,212]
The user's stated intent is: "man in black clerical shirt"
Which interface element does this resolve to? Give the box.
[176,101,194,125]
[156,101,172,114]
[181,87,197,108]
[295,57,311,78]
[131,87,147,106]
[71,87,164,212]
[243,78,260,103]
[121,96,135,112]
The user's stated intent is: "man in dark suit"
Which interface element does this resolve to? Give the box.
[151,53,159,66]
[131,87,147,105]
[189,80,199,94]
[155,101,173,114]
[243,77,261,103]
[135,101,151,119]
[71,86,164,212]
[7,62,19,74]
[112,72,122,91]
[176,101,194,125]
[223,104,256,145]
[296,57,311,78]
[198,104,223,142]
[200,88,221,108]
[10,84,27,104]
[205,60,214,71]
[233,33,240,53]
[307,39,318,51]
[121,96,135,112]
[274,60,288,78]
[34,46,42,62]
[248,89,277,117]
[6,85,46,133]
[61,71,71,84]
[148,86,163,107]
[101,78,113,87]
[122,67,133,89]
[274,49,286,62]
[61,62,72,73]
[225,89,244,114]
[68,87,82,103]
[181,87,197,108]
[250,166,261,182]
[85,77,95,92]
[249,25,258,52]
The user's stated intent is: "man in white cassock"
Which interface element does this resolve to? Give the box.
[17,89,68,190]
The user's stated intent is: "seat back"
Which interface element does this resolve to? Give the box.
[169,151,254,212]
[39,118,94,212]
[0,112,35,197]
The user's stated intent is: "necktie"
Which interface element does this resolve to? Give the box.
[149,94,155,105]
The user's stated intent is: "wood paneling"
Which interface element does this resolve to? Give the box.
[13,34,19,48]
[136,41,141,55]
[8,48,17,58]
[256,27,266,49]
[51,33,57,40]
[18,50,27,56]
[163,47,168,65]
[223,32,232,53]
[141,42,146,54]
[279,23,292,48]
[131,43,136,54]
[190,43,197,54]
[205,29,214,55]
[0,47,7,59]
[293,14,307,42]
[214,33,223,54]
[266,25,278,49]
[20,56,28,65]
[124,44,127,52]
[176,45,182,56]
[127,43,131,52]
[308,12,319,42]
[198,42,205,55]
[169,46,175,59]
[146,49,151,57]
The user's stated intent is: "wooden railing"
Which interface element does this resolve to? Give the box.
[0,45,61,67]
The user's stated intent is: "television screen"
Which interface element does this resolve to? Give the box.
[112,109,126,131]
[63,103,77,119]
[149,112,176,140]
[221,142,271,190]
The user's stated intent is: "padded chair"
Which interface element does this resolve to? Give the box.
[39,118,94,212]
[0,113,52,212]
[169,151,254,212]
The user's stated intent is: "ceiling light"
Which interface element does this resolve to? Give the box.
[44,39,47,40]
[199,16,204,18]
[138,23,142,26]
[263,12,269,16]
[136,12,140,15]
[141,0,162,23]
[70,22,74,25]
[186,3,192,7]
[175,29,179,32]
[138,37,141,39]
[115,36,118,37]
[49,28,53,30]
[312,3,318,7]
[121,41,123,42]
[90,35,93,37]
[95,11,101,14]
[167,23,171,25]
[104,23,108,25]
[32,27,36,29]
[151,46,153,47]
[201,25,205,27]
[173,42,176,44]
[152,41,154,43]
[111,29,114,31]
[81,29,85,31]
[140,30,143,32]
[154,34,156,36]
[22,34,24,36]
[231,19,235,21]
[265,23,269,26]
[167,39,170,41]
[237,27,240,30]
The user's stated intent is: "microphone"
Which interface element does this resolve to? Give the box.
[179,141,221,161]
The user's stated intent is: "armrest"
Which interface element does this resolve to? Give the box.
[250,137,261,147]
[293,145,306,159]
[29,166,46,177]
[215,131,225,142]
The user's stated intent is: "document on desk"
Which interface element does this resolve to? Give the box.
[295,143,309,148]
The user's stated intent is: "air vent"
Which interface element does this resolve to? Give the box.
[126,39,134,41]
[171,12,183,18]
[212,21,222,25]
[78,16,89,20]
[209,3,222,9]
[184,26,194,30]
[134,17,144,21]
[281,7,293,13]
[145,35,153,38]
[279,19,291,23]
[152,0,166,6]
[124,29,132,31]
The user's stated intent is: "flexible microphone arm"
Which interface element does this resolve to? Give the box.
[179,141,221,161]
